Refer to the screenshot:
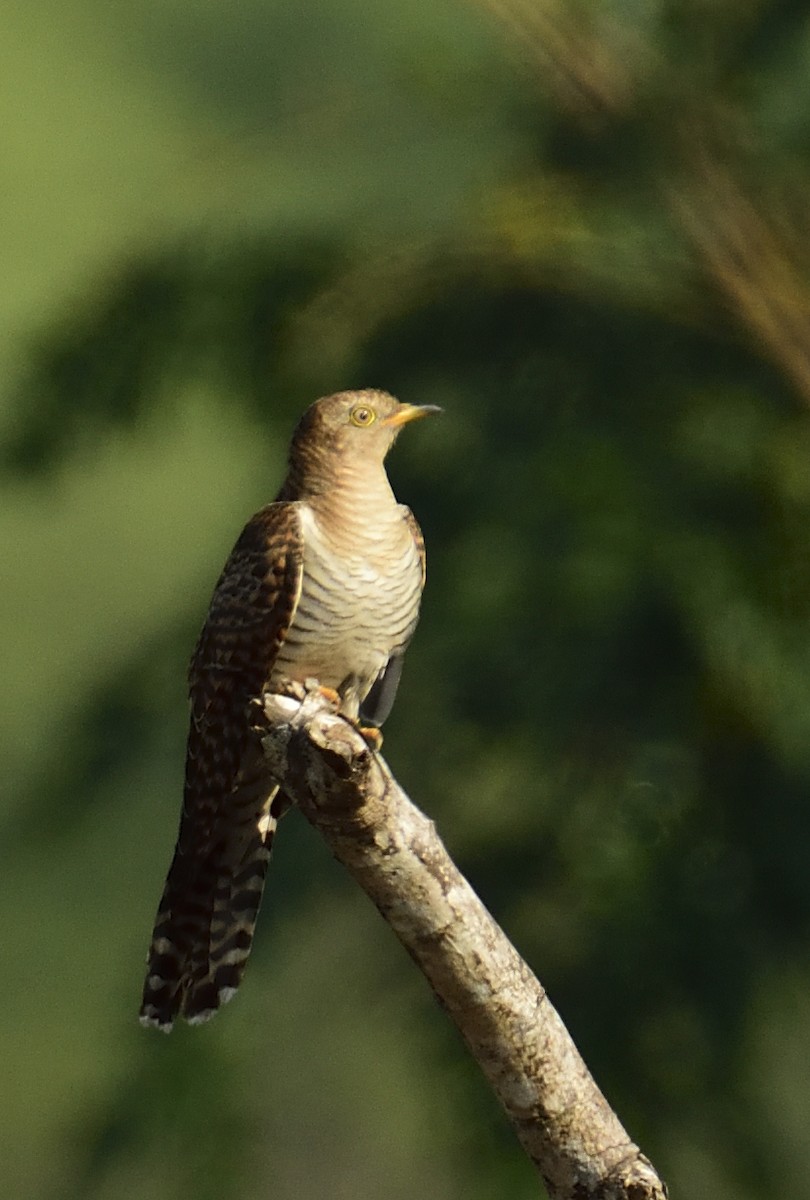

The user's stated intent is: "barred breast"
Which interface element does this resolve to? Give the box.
[270,501,423,717]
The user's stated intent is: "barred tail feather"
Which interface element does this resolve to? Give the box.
[182,837,273,1024]
[139,791,285,1032]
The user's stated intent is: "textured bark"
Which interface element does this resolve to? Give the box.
[259,690,667,1200]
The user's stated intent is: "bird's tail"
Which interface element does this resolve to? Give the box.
[139,789,288,1032]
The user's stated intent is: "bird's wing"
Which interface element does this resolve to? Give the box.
[183,501,305,829]
[189,502,305,712]
[360,654,405,727]
[359,506,426,728]
[140,502,304,1030]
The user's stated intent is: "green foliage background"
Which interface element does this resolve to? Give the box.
[3,1,810,1196]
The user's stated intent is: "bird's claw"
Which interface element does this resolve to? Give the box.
[298,678,341,709]
[270,679,339,707]
[356,724,384,751]
[314,684,341,708]
[271,680,309,703]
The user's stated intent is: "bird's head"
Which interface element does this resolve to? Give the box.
[289,389,440,481]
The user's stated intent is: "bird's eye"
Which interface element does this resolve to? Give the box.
[350,405,376,427]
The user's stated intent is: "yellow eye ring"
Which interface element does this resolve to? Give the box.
[350,405,376,427]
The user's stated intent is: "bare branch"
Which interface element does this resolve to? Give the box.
[259,691,668,1200]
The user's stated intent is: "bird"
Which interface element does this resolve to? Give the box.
[139,389,439,1031]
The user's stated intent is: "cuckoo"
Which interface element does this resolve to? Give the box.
[140,389,438,1031]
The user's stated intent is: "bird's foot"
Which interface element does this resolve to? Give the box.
[272,680,308,703]
[356,724,384,751]
[299,678,341,710]
[270,679,341,710]
[299,682,378,746]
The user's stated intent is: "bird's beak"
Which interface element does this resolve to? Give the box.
[383,403,443,428]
